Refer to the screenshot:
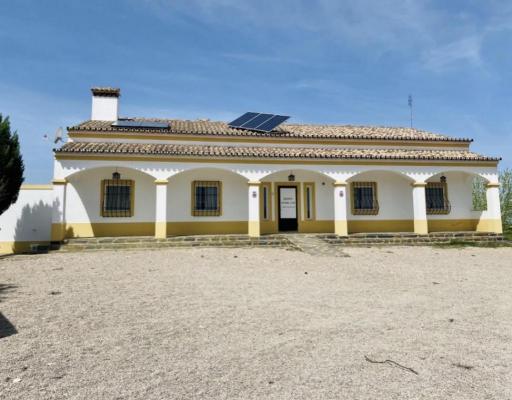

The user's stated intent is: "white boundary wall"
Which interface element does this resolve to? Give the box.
[0,187,53,254]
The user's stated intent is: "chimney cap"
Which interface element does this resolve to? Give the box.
[91,87,120,97]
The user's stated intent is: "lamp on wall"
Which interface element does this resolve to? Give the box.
[112,172,121,180]
[440,176,446,183]
[288,173,295,182]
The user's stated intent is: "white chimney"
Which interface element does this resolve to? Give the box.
[91,87,120,121]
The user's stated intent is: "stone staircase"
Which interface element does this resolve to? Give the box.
[319,231,505,246]
[57,235,300,252]
[54,231,505,253]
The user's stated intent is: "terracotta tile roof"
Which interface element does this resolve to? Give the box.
[68,118,472,142]
[55,142,499,162]
[91,87,120,97]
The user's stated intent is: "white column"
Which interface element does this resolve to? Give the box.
[51,179,67,242]
[155,179,168,238]
[333,181,348,236]
[248,181,260,237]
[412,182,428,234]
[478,183,502,234]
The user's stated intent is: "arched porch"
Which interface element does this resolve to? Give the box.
[50,160,503,241]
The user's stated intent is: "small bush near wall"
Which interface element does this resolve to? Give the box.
[504,225,512,241]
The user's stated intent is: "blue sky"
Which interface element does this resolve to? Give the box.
[1,0,511,183]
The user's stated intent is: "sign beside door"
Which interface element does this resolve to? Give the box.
[279,188,297,218]
[278,186,298,231]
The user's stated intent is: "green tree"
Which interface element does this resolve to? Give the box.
[501,169,512,227]
[0,114,24,215]
[472,175,487,211]
[472,169,512,227]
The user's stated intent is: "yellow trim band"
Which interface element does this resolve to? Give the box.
[414,219,429,234]
[155,221,167,238]
[248,221,260,237]
[21,184,53,190]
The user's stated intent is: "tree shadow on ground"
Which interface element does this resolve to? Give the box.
[0,312,17,338]
[0,284,18,339]
[0,283,17,302]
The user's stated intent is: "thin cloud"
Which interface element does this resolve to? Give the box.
[140,0,507,72]
[422,36,484,72]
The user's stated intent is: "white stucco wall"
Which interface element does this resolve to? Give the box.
[54,159,500,235]
[261,169,334,220]
[347,171,414,220]
[0,187,53,252]
[91,96,118,121]
[426,171,481,220]
[167,168,248,221]
[66,167,156,223]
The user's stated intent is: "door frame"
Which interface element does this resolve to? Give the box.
[275,182,301,232]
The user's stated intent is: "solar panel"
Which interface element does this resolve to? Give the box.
[255,115,290,132]
[240,113,274,129]
[228,112,290,132]
[112,120,169,129]
[228,112,259,127]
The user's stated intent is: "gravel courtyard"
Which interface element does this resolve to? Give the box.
[1,246,511,399]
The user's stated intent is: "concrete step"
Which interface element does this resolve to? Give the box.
[320,231,504,246]
[58,235,301,252]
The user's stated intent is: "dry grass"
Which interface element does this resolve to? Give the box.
[1,246,512,399]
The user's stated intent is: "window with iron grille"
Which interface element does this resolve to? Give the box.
[351,182,379,215]
[426,182,450,214]
[101,179,134,217]
[192,181,221,216]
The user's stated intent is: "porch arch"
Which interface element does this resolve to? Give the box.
[423,170,500,233]
[258,168,336,234]
[165,167,250,236]
[57,166,157,239]
[345,169,416,233]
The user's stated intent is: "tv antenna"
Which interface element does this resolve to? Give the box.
[408,94,413,128]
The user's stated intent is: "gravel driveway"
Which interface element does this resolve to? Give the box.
[1,246,511,399]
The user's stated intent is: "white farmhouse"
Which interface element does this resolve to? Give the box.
[0,87,503,253]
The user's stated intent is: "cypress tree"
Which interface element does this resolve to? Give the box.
[0,114,24,215]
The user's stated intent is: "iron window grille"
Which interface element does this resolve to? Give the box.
[101,179,134,217]
[351,182,379,215]
[192,181,222,216]
[426,182,451,214]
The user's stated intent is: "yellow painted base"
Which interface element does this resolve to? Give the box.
[414,219,428,235]
[248,221,260,237]
[0,241,51,255]
[155,222,167,238]
[167,221,247,236]
[59,222,155,238]
[334,220,348,236]
[301,220,335,233]
[476,218,503,234]
[427,219,479,232]
[48,218,502,240]
[51,223,67,241]
[348,220,414,233]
